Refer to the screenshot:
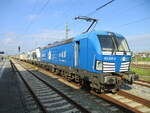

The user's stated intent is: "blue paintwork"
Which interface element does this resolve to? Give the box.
[40,30,131,74]
[41,42,74,67]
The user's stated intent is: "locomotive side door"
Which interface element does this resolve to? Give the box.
[74,41,80,67]
[74,39,88,69]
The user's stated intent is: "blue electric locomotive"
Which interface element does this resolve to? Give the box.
[40,30,137,92]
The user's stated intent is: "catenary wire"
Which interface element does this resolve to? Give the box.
[24,0,50,33]
[118,16,150,28]
[86,0,115,16]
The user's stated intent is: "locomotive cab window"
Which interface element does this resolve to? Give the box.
[98,35,130,52]
[97,35,116,51]
[115,38,129,52]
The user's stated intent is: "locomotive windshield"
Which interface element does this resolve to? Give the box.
[115,38,129,51]
[98,35,116,51]
[98,35,129,52]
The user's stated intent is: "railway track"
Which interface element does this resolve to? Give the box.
[11,60,90,113]
[11,62,43,113]
[134,80,150,88]
[13,59,150,113]
[91,90,150,113]
[131,64,150,69]
[138,80,150,84]
[118,91,150,108]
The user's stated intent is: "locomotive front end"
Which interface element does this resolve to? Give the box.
[92,32,138,92]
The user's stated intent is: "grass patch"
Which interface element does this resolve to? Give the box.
[131,66,150,81]
[131,67,150,76]
[132,57,150,61]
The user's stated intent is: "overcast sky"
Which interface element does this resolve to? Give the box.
[0,0,150,55]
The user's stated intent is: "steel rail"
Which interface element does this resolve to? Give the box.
[12,60,90,113]
[14,59,150,113]
[118,90,150,108]
[10,60,47,113]
[134,82,150,88]
[138,80,150,84]
[91,91,141,113]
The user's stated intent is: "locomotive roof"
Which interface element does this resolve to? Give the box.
[74,30,124,41]
[41,38,74,49]
[41,30,124,50]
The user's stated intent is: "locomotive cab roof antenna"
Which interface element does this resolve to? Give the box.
[75,16,98,33]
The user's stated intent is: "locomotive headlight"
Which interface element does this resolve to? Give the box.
[96,60,102,70]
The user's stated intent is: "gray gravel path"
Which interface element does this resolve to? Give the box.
[0,60,27,113]
[121,83,150,101]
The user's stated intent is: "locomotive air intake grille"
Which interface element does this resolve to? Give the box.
[103,62,115,72]
[120,62,129,72]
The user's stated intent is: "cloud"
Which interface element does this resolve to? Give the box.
[3,32,17,38]
[23,29,77,51]
[1,30,150,55]
[1,31,149,55]
[0,32,24,55]
[0,29,77,55]
[127,34,150,52]
[27,14,38,21]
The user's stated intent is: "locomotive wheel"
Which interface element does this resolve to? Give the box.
[70,74,75,80]
[129,77,133,84]
[64,71,69,79]
[112,88,118,94]
[63,72,71,81]
[54,69,60,75]
[92,87,104,94]
[75,75,80,83]
[67,74,72,82]
[81,80,91,91]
